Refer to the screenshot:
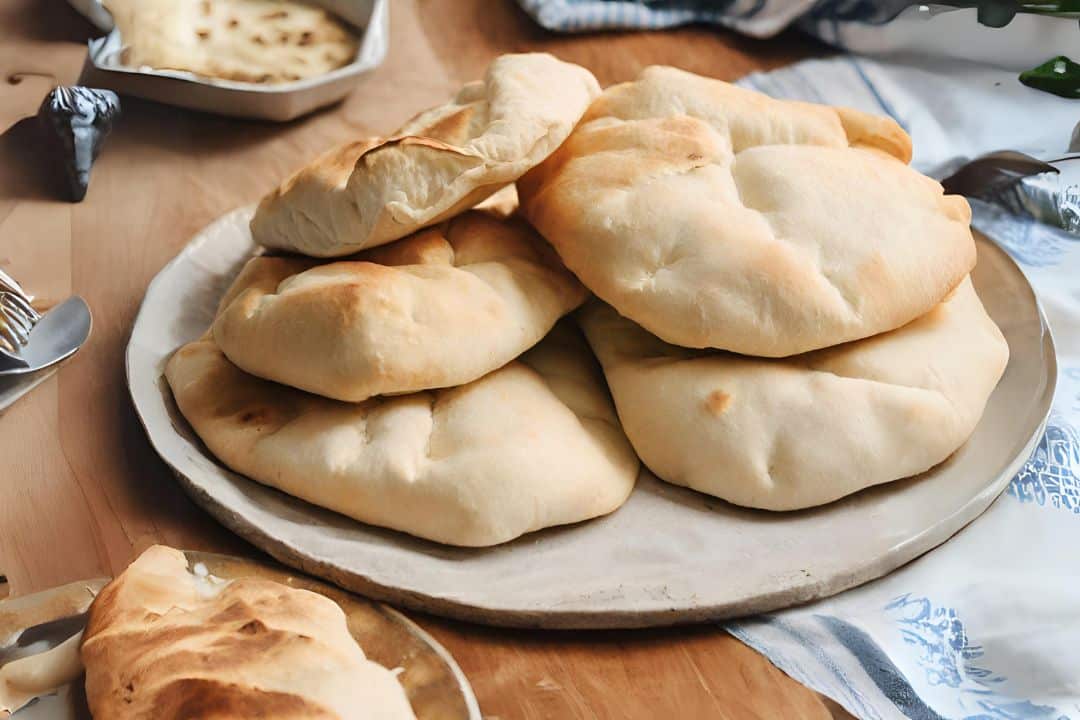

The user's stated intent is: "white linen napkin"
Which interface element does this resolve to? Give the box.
[727,54,1080,720]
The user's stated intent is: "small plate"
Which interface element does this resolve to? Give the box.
[0,550,480,719]
[127,206,1056,629]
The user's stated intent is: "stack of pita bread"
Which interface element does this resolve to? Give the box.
[520,66,1009,510]
[167,54,1008,550]
[167,53,641,547]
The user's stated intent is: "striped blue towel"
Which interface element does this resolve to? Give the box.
[516,1,1080,70]
[516,0,814,37]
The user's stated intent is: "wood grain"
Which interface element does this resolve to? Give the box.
[0,1,840,717]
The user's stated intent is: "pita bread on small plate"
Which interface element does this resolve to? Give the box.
[214,211,586,402]
[104,0,359,83]
[521,66,976,356]
[166,322,639,547]
[579,277,1008,511]
[82,545,415,720]
[251,53,600,257]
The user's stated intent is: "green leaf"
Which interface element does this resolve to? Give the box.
[1019,56,1080,99]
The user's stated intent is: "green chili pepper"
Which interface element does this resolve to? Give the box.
[1020,56,1080,100]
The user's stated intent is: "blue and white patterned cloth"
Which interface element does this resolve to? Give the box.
[724,57,1080,720]
[519,6,1080,716]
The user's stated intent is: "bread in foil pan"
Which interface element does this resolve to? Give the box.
[66,0,387,121]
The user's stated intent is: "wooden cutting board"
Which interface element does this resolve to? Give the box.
[0,0,846,717]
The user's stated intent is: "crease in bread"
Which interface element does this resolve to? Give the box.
[251,53,601,257]
[214,210,587,402]
[167,321,640,547]
[577,277,1008,510]
[519,65,976,357]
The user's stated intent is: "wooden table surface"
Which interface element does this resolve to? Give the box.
[0,1,847,718]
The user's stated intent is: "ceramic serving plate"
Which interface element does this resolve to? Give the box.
[0,551,480,719]
[127,206,1056,629]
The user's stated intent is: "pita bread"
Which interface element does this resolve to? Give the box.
[214,211,586,402]
[105,0,359,83]
[82,545,415,720]
[578,278,1008,510]
[520,65,976,356]
[166,323,639,546]
[251,53,601,257]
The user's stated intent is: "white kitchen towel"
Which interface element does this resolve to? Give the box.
[727,55,1080,720]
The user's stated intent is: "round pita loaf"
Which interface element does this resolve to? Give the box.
[520,66,977,357]
[166,323,639,546]
[251,53,601,257]
[215,211,586,402]
[83,546,415,720]
[578,277,1008,511]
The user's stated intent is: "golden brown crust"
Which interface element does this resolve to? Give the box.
[152,679,339,720]
[520,65,975,357]
[834,106,913,163]
[358,135,481,165]
[578,278,1009,510]
[166,322,639,546]
[250,53,601,257]
[81,546,415,720]
[214,211,587,402]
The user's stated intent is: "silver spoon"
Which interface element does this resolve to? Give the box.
[0,297,92,376]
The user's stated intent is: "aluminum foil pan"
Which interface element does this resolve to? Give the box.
[942,150,1080,235]
[66,0,388,121]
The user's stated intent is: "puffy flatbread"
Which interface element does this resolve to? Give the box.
[82,545,415,719]
[214,211,587,402]
[105,0,359,83]
[166,322,639,546]
[578,278,1008,510]
[251,53,600,257]
[521,65,976,356]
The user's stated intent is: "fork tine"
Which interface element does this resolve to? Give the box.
[0,296,37,346]
[2,292,39,321]
[0,301,33,341]
[0,294,36,327]
[0,315,22,351]
[0,267,30,300]
[0,291,38,320]
[0,269,40,354]
[1,307,32,340]
[0,308,30,345]
[1,315,29,342]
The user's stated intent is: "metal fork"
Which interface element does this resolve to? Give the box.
[0,268,41,354]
